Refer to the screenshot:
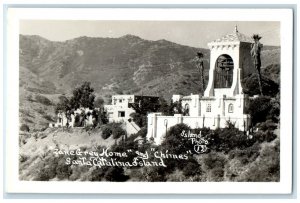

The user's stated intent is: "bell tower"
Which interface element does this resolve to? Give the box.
[204,27,256,97]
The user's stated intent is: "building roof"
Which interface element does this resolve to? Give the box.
[210,26,253,44]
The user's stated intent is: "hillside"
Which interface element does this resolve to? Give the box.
[20,34,210,99]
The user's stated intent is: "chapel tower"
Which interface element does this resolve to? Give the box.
[204,26,256,97]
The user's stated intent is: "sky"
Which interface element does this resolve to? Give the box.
[20,20,280,48]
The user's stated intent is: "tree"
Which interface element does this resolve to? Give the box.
[130,112,147,127]
[194,52,205,94]
[158,98,171,115]
[94,97,104,108]
[248,96,272,125]
[69,82,95,109]
[242,74,279,97]
[158,98,179,116]
[55,95,71,114]
[251,34,264,95]
[160,123,193,154]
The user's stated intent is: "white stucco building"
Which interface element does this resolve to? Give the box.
[104,95,137,123]
[49,107,95,128]
[147,27,256,144]
[104,95,159,135]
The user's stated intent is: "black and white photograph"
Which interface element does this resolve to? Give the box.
[4,7,293,194]
[18,19,281,182]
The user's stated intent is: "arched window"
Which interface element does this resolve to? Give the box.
[228,103,234,113]
[206,103,211,112]
[214,54,234,88]
[184,104,190,116]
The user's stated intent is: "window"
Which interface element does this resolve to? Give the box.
[113,99,117,105]
[228,104,234,113]
[119,99,123,103]
[118,111,125,117]
[206,103,211,112]
[184,104,190,116]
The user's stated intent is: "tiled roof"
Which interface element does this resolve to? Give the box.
[211,28,253,44]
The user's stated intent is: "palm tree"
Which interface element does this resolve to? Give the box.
[195,52,205,94]
[251,34,263,95]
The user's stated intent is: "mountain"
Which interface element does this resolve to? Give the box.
[20,34,210,99]
[19,34,280,130]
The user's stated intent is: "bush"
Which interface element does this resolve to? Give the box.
[101,123,125,139]
[104,167,129,182]
[130,112,147,128]
[43,114,55,122]
[258,120,277,132]
[89,167,107,181]
[74,114,82,127]
[101,126,112,139]
[56,160,72,180]
[253,130,277,143]
[160,123,193,154]
[34,157,58,181]
[182,159,202,177]
[20,124,30,132]
[209,128,254,153]
[35,94,53,106]
[112,126,125,139]
[238,139,280,182]
[242,73,279,97]
[248,96,279,125]
[202,152,227,171]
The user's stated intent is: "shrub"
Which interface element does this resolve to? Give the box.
[20,124,30,132]
[130,112,147,128]
[104,167,129,182]
[102,123,125,139]
[74,114,83,127]
[167,169,186,181]
[210,167,225,181]
[35,168,53,181]
[35,94,53,106]
[101,126,112,139]
[248,96,272,125]
[56,160,72,180]
[182,159,202,177]
[258,120,277,132]
[43,114,55,122]
[253,130,277,143]
[34,159,57,181]
[160,123,193,154]
[140,165,168,182]
[242,73,279,97]
[238,139,280,182]
[209,128,254,153]
[202,152,227,171]
[112,126,125,139]
[89,166,108,181]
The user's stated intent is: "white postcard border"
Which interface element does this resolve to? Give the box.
[5,8,293,194]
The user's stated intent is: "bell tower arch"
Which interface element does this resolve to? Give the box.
[204,27,256,97]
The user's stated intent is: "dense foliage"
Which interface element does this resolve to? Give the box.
[242,73,279,97]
